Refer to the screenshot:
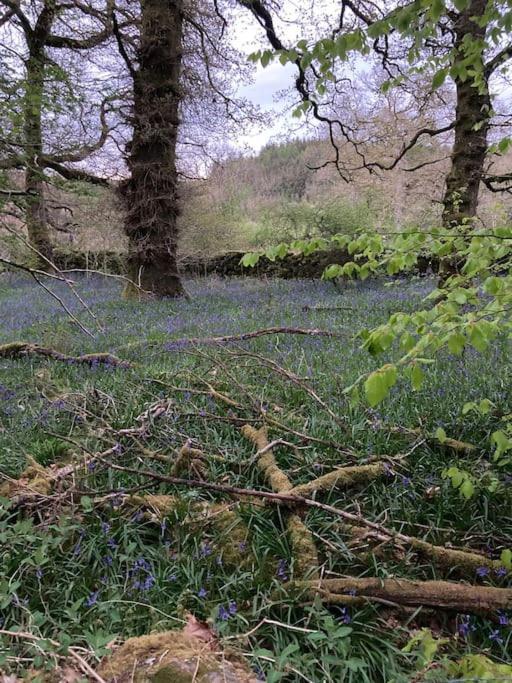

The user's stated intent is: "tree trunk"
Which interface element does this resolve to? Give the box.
[441,0,489,229]
[121,0,184,299]
[24,46,54,264]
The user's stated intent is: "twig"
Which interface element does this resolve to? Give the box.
[165,327,343,348]
[0,630,107,683]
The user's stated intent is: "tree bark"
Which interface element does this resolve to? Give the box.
[441,0,490,229]
[121,0,184,299]
[23,43,53,264]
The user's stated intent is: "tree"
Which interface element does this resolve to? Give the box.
[240,1,512,472]
[0,0,115,264]
[112,0,257,298]
[239,0,512,231]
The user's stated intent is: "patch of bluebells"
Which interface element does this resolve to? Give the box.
[217,601,237,622]
[128,557,156,593]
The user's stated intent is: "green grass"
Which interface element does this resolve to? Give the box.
[0,274,511,681]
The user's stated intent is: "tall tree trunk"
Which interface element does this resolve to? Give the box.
[441,0,489,229]
[24,46,53,264]
[122,0,184,299]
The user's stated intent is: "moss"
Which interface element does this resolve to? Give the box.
[287,513,319,580]
[0,456,54,498]
[290,577,512,615]
[242,425,319,580]
[98,631,256,682]
[288,463,386,497]
[241,425,293,492]
[127,494,180,518]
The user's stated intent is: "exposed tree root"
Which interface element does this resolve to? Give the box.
[287,463,387,497]
[0,342,131,368]
[289,577,512,615]
[242,424,319,579]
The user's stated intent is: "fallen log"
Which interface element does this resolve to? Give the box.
[289,577,512,615]
[0,342,130,368]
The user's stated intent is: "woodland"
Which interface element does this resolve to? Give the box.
[1,0,512,682]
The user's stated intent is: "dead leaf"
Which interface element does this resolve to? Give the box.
[182,613,216,644]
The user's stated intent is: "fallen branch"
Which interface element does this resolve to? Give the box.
[242,424,320,580]
[288,577,512,616]
[0,342,131,368]
[287,462,387,497]
[0,629,106,683]
[165,327,342,349]
[93,457,507,580]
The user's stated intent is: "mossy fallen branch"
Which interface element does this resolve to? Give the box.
[0,342,131,368]
[288,577,512,615]
[345,524,507,576]
[242,424,319,579]
[287,463,387,497]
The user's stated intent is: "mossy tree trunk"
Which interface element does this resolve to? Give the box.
[441,0,489,229]
[121,0,184,299]
[24,13,55,265]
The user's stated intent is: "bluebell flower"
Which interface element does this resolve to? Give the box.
[489,629,504,644]
[85,590,100,607]
[228,600,237,615]
[198,587,208,598]
[476,566,490,578]
[277,559,288,581]
[218,605,229,621]
[498,611,509,626]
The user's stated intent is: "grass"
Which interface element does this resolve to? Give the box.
[0,272,511,681]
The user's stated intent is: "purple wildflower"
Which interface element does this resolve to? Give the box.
[277,559,288,581]
[489,629,504,644]
[495,567,508,578]
[458,614,474,638]
[476,566,490,578]
[218,605,229,621]
[338,607,351,624]
[228,600,237,615]
[498,611,509,626]
[198,587,208,598]
[85,590,100,607]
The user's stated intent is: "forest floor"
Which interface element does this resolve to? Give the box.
[0,273,511,682]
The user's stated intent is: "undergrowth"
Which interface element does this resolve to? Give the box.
[0,274,511,682]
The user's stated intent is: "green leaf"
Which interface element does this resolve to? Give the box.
[447,332,465,356]
[323,264,344,279]
[240,253,260,268]
[261,50,273,67]
[435,427,447,443]
[460,478,475,499]
[80,496,93,512]
[432,67,448,89]
[500,549,512,569]
[410,364,424,391]
[364,364,397,407]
